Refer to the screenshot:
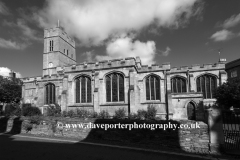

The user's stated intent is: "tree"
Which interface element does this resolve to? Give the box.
[214,78,240,110]
[0,75,23,104]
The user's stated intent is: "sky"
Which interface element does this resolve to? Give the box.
[0,0,240,78]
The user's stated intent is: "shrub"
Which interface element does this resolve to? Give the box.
[23,122,33,133]
[22,103,32,108]
[61,110,68,117]
[4,104,22,117]
[114,108,126,119]
[13,106,22,117]
[146,105,157,120]
[0,105,3,112]
[46,104,61,116]
[67,110,75,118]
[75,109,91,118]
[4,104,17,116]
[98,110,110,119]
[214,78,240,109]
[128,112,138,119]
[90,111,98,118]
[22,105,41,117]
[0,110,4,116]
[29,115,42,125]
[137,109,147,120]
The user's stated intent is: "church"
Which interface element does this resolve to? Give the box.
[22,26,227,120]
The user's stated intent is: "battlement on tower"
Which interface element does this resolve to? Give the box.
[44,27,75,47]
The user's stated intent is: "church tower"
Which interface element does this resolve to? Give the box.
[43,25,76,76]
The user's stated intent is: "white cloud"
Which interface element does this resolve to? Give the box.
[211,13,240,42]
[35,0,203,46]
[95,36,156,64]
[0,38,27,50]
[0,1,10,15]
[0,67,22,78]
[159,46,171,56]
[32,0,202,64]
[222,13,240,28]
[210,29,234,42]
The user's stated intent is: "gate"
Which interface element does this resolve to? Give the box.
[222,110,240,152]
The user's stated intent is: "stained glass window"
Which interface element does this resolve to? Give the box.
[45,83,55,104]
[197,75,216,99]
[119,75,124,101]
[106,73,124,102]
[146,77,150,100]
[106,76,111,102]
[75,76,92,103]
[112,74,118,102]
[146,75,160,100]
[81,77,86,103]
[76,79,80,103]
[87,78,92,103]
[171,77,187,93]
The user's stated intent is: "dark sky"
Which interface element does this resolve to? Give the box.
[0,0,240,78]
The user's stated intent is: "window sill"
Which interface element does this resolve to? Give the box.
[69,103,94,107]
[100,102,127,106]
[203,99,216,101]
[141,100,164,104]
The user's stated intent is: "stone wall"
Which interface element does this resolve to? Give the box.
[171,93,203,120]
[1,117,210,154]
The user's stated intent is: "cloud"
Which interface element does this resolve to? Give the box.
[3,19,41,42]
[148,28,162,36]
[82,50,94,62]
[159,46,171,56]
[95,55,113,61]
[211,13,240,42]
[35,0,203,46]
[222,13,240,28]
[0,38,28,50]
[32,0,202,64]
[0,67,22,78]
[1,19,41,49]
[95,36,156,64]
[0,1,10,15]
[210,29,234,42]
[16,19,41,41]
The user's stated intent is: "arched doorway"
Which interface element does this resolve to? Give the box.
[187,102,196,120]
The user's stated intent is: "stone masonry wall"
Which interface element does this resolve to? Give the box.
[1,117,210,154]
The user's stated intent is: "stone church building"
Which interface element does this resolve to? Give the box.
[22,26,227,120]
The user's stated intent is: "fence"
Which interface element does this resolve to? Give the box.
[222,110,240,151]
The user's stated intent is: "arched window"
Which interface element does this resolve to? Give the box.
[171,77,187,93]
[75,76,92,103]
[145,75,160,100]
[196,74,217,99]
[45,83,55,104]
[106,73,124,102]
